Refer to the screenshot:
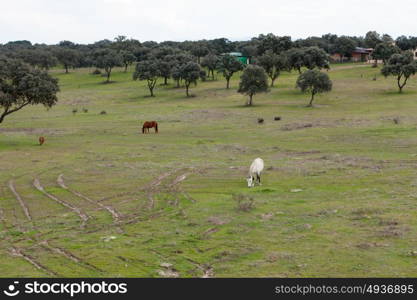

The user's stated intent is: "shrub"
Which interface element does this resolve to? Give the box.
[233,194,255,212]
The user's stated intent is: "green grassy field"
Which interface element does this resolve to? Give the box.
[1,63,417,277]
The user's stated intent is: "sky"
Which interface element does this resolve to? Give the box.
[1,0,416,44]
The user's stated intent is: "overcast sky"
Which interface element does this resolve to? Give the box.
[1,0,415,44]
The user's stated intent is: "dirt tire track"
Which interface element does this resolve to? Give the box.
[145,168,188,210]
[39,240,104,273]
[97,170,179,204]
[0,206,6,229]
[146,193,155,210]
[149,171,174,187]
[201,227,220,239]
[33,178,89,226]
[57,174,121,222]
[182,191,196,203]
[183,256,214,278]
[170,173,189,187]
[143,169,184,211]
[9,247,58,277]
[8,180,32,222]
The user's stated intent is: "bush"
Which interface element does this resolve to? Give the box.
[233,194,255,212]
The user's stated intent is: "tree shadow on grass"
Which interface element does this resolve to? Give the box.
[377,89,417,96]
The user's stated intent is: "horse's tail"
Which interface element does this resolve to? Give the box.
[155,122,158,133]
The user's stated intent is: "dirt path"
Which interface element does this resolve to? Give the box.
[8,180,32,222]
[143,169,186,210]
[0,206,6,228]
[33,178,89,226]
[9,247,59,277]
[57,174,121,222]
[39,240,103,273]
[331,64,370,70]
[170,173,189,187]
[183,256,214,278]
[144,168,201,210]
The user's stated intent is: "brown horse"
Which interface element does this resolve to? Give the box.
[39,136,45,145]
[142,121,158,134]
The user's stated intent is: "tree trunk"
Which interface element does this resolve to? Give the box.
[397,75,403,93]
[124,64,128,72]
[164,77,168,85]
[270,76,275,87]
[397,75,409,93]
[185,84,190,97]
[247,94,253,106]
[65,65,69,73]
[226,78,230,89]
[150,83,154,96]
[308,91,315,107]
[0,102,29,124]
[148,80,155,97]
[106,70,111,83]
[0,112,6,123]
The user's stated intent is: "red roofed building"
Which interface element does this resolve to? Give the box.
[331,47,373,62]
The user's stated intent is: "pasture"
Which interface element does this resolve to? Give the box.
[1,63,417,277]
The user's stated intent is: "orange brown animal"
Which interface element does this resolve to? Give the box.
[142,121,158,134]
[39,137,45,145]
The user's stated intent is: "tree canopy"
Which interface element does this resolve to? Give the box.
[54,47,80,73]
[364,31,382,48]
[296,69,332,106]
[395,36,417,51]
[16,49,58,70]
[372,43,400,65]
[179,62,202,97]
[237,65,269,106]
[0,58,59,124]
[333,37,356,62]
[190,42,209,64]
[201,53,220,80]
[381,52,417,93]
[216,55,244,89]
[302,46,330,70]
[256,34,292,55]
[286,48,305,73]
[256,51,288,87]
[92,49,123,83]
[119,50,136,72]
[133,59,160,97]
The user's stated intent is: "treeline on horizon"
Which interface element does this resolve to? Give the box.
[1,31,417,124]
[1,31,417,73]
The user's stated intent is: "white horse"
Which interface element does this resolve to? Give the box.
[246,158,264,187]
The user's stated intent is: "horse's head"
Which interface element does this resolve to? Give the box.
[246,176,253,187]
